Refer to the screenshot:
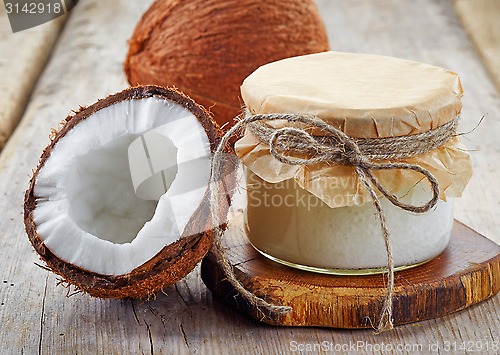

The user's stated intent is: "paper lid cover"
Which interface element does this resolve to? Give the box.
[241,51,463,138]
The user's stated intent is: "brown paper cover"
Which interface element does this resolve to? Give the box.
[235,52,472,207]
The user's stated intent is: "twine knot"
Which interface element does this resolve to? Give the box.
[248,114,448,214]
[210,112,458,332]
[269,126,367,166]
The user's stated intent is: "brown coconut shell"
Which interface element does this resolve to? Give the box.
[124,0,330,130]
[24,85,234,299]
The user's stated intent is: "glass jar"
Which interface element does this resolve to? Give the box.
[235,51,472,275]
[245,170,454,274]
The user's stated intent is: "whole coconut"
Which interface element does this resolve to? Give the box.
[124,0,329,129]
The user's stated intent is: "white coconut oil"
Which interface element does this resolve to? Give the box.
[245,170,453,274]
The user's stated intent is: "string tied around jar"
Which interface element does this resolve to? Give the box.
[210,112,459,333]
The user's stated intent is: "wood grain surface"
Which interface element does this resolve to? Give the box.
[0,0,499,354]
[202,215,500,328]
[454,0,500,92]
[0,4,66,150]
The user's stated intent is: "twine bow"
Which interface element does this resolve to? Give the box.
[210,112,457,332]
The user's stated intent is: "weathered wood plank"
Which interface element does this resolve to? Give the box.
[0,0,498,354]
[454,0,500,92]
[0,1,155,354]
[0,5,66,150]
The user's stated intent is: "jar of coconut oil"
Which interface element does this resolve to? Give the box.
[235,51,472,274]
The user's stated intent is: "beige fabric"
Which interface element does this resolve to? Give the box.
[241,51,464,138]
[236,52,472,208]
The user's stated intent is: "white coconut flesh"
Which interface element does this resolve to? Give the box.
[33,97,212,276]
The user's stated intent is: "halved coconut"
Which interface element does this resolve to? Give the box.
[24,85,233,299]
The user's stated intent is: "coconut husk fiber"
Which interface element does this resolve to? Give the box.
[124,0,330,130]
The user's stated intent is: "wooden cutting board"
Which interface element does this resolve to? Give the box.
[201,213,500,328]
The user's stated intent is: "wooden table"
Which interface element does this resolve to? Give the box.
[0,1,498,354]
